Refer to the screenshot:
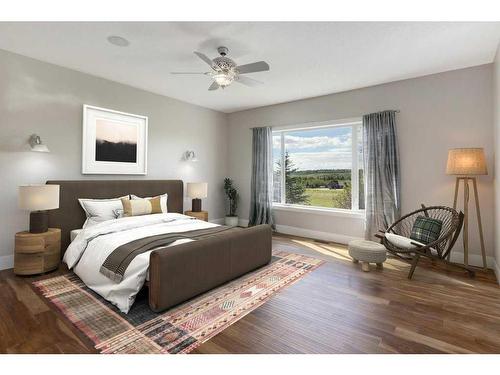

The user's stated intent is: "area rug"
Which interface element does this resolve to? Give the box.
[33,251,324,354]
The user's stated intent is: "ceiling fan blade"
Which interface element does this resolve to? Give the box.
[208,81,219,91]
[194,51,214,68]
[170,72,207,75]
[235,75,263,87]
[236,61,270,75]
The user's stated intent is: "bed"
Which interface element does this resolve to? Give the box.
[46,180,272,313]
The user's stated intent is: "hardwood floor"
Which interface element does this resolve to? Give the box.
[1,233,500,354]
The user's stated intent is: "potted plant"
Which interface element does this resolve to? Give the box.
[223,177,239,227]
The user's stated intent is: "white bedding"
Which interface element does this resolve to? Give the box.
[64,213,218,313]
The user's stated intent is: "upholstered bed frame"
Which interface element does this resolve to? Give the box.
[46,180,272,312]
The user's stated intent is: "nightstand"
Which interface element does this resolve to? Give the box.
[184,210,209,222]
[14,228,61,275]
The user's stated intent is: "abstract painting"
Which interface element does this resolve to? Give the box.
[82,105,148,174]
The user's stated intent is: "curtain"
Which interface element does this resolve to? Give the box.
[249,126,275,228]
[363,110,401,239]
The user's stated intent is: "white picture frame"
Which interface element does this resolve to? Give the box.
[82,105,148,175]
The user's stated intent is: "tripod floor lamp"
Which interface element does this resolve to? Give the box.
[446,148,488,269]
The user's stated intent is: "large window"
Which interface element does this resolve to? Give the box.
[273,121,364,211]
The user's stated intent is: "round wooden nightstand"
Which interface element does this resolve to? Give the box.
[14,228,61,275]
[184,210,209,222]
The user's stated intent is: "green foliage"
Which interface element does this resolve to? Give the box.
[223,177,238,216]
[276,152,309,205]
[331,181,352,209]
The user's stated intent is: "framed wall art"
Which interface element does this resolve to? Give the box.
[82,105,148,175]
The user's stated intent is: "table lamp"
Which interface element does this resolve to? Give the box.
[446,148,487,268]
[19,185,60,233]
[187,182,208,212]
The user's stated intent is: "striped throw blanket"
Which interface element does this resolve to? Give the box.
[100,226,235,282]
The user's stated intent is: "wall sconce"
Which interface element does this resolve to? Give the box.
[184,150,198,162]
[29,134,50,153]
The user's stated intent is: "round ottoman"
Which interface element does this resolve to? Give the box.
[348,240,387,272]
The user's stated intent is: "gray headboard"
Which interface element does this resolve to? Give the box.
[46,180,184,254]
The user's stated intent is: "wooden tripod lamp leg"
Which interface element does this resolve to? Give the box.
[472,177,487,269]
[452,177,460,210]
[448,177,461,262]
[463,178,469,266]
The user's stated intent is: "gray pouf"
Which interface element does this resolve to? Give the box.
[348,240,387,272]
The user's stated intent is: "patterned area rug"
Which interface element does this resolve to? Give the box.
[33,251,324,354]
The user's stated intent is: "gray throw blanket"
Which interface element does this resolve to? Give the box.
[100,226,235,283]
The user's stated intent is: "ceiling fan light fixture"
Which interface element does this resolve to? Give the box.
[211,71,236,88]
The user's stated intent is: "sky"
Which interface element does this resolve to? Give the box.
[273,126,360,170]
[96,119,138,144]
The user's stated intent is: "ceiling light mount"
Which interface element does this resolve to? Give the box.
[107,35,130,47]
[217,46,229,56]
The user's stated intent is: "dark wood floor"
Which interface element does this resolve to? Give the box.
[1,234,500,354]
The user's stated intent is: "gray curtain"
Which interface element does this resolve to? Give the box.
[363,110,401,239]
[249,126,275,228]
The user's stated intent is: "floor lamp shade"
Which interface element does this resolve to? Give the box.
[187,182,208,212]
[445,148,487,269]
[446,148,487,176]
[19,185,60,233]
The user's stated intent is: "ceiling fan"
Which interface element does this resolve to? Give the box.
[171,46,270,91]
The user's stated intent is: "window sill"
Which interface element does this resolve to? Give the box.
[272,203,365,219]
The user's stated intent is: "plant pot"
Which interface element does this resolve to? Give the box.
[224,216,239,227]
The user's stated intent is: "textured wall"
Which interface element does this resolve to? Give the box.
[493,43,500,276]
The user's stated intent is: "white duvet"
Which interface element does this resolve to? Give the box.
[64,213,218,313]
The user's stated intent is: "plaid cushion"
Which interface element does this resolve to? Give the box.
[410,216,443,245]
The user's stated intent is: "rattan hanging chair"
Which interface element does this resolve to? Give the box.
[375,205,467,279]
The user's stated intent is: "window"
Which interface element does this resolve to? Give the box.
[272,121,364,212]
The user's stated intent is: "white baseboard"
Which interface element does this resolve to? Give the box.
[237,219,360,245]
[492,257,500,285]
[210,218,225,225]
[274,224,361,245]
[447,251,496,270]
[0,254,14,271]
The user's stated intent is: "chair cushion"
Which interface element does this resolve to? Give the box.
[410,216,443,244]
[385,233,425,249]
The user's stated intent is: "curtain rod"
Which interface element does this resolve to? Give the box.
[249,111,400,129]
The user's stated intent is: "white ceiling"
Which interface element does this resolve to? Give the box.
[1,22,499,113]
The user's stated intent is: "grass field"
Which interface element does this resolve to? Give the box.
[304,188,346,208]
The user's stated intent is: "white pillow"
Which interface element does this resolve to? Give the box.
[130,193,168,213]
[78,196,128,228]
[385,233,425,249]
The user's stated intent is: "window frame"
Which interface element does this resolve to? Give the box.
[272,118,364,215]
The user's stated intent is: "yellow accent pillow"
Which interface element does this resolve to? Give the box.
[121,197,162,217]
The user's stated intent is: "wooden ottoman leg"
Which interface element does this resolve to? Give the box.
[376,263,384,269]
[361,262,370,272]
[352,258,359,263]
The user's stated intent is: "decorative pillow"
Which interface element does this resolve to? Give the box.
[78,196,128,228]
[121,197,162,217]
[130,193,168,213]
[410,216,443,245]
[385,233,425,249]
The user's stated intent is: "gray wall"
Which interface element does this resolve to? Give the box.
[228,64,495,266]
[494,43,500,277]
[0,49,228,267]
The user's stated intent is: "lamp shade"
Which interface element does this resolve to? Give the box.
[19,185,60,211]
[187,182,208,199]
[446,148,487,175]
